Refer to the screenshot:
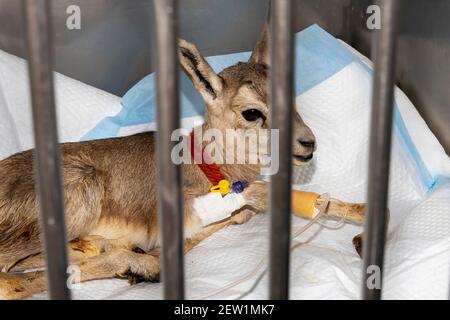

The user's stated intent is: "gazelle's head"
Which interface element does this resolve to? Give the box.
[178,20,316,167]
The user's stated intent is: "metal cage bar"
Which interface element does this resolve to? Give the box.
[22,0,70,300]
[269,0,295,300]
[362,0,400,300]
[153,0,185,300]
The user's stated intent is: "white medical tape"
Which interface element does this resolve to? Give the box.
[193,192,246,226]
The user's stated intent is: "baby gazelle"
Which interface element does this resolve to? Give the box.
[0,21,340,300]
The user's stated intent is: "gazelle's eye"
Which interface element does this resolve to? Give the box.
[241,109,264,122]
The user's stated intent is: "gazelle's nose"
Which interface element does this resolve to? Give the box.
[298,139,315,149]
[296,124,316,152]
[292,124,316,164]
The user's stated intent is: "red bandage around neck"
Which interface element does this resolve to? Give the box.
[189,131,225,186]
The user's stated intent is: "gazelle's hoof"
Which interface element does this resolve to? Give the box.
[352,233,363,258]
[0,272,30,300]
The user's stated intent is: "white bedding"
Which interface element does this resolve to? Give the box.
[0,35,449,299]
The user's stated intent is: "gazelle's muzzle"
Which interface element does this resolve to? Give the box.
[292,122,316,165]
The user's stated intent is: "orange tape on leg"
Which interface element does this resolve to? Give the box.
[291,190,320,219]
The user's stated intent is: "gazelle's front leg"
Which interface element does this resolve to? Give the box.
[185,208,257,252]
[242,181,374,256]
[323,201,366,224]
[242,181,269,212]
[244,181,368,224]
[351,209,390,257]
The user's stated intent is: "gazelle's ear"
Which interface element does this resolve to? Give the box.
[249,6,270,65]
[178,39,223,104]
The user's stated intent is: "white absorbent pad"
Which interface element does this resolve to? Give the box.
[0,50,122,159]
[0,24,449,300]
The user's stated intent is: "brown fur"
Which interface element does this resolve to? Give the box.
[0,18,364,299]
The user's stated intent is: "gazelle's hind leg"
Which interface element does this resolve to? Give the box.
[0,248,160,300]
[8,236,133,272]
[0,236,136,300]
[0,208,256,300]
[0,271,46,300]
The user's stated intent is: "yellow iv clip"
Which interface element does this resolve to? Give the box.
[210,180,231,196]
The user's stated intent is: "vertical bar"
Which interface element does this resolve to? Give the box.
[362,0,399,300]
[269,0,294,300]
[22,0,70,299]
[153,0,184,300]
